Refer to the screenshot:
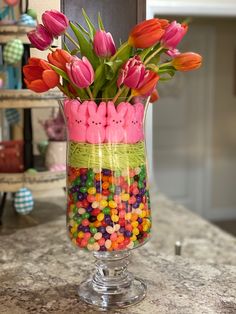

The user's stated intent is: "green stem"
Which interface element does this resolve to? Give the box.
[112,86,126,103]
[144,46,163,65]
[48,47,54,52]
[127,94,133,102]
[86,87,94,100]
[65,32,80,50]
[159,61,172,68]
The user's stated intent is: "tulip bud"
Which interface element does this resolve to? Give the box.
[48,49,73,72]
[93,30,116,58]
[27,24,53,51]
[66,56,94,89]
[161,21,188,50]
[150,89,159,103]
[128,18,169,49]
[132,70,159,97]
[23,58,59,93]
[42,9,69,37]
[117,56,146,89]
[172,52,202,71]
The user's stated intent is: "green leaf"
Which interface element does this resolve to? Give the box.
[82,8,96,38]
[102,78,118,99]
[69,21,99,68]
[62,40,70,53]
[111,42,132,63]
[70,48,80,55]
[76,22,91,39]
[93,63,106,97]
[104,60,122,80]
[98,12,105,31]
[139,47,153,61]
[49,64,70,81]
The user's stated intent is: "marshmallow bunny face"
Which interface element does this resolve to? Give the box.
[87,101,106,143]
[105,101,128,143]
[123,102,145,143]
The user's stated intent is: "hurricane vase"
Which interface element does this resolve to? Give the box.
[60,98,151,309]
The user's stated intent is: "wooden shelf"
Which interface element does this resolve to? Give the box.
[0,90,63,109]
[0,170,66,192]
[0,24,35,44]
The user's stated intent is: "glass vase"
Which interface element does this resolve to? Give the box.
[60,97,151,309]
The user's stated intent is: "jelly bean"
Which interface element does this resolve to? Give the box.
[88,187,96,195]
[89,237,95,244]
[95,194,103,202]
[102,169,111,176]
[78,208,85,215]
[111,214,119,222]
[110,233,117,242]
[100,200,108,208]
[124,230,132,237]
[113,195,121,204]
[109,185,115,193]
[93,242,100,251]
[94,232,102,240]
[121,193,130,201]
[109,200,117,208]
[87,195,95,203]
[133,228,139,235]
[92,201,99,208]
[93,221,101,228]
[102,207,110,215]
[98,237,105,246]
[102,181,109,189]
[107,194,114,201]
[80,186,87,193]
[106,226,114,234]
[87,243,94,251]
[77,193,84,201]
[80,239,88,247]
[102,189,110,196]
[105,239,112,249]
[114,224,120,231]
[102,175,109,182]
[90,227,97,234]
[131,221,139,228]
[81,219,90,226]
[95,173,102,181]
[97,213,105,222]
[84,232,91,239]
[82,212,90,219]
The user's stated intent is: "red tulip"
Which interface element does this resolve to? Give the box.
[42,9,69,37]
[47,49,73,72]
[66,56,94,88]
[128,18,169,48]
[161,21,188,50]
[172,52,202,71]
[117,56,146,89]
[23,58,59,93]
[27,24,53,51]
[132,70,159,97]
[3,0,19,6]
[93,30,116,57]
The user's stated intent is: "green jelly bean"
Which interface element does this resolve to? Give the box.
[102,207,110,214]
[76,217,83,224]
[82,212,90,219]
[138,181,144,189]
[73,231,78,238]
[90,227,97,234]
[87,170,95,179]
[109,185,115,193]
[89,238,95,244]
[80,186,87,193]
[107,194,114,201]
[114,170,122,177]
[86,180,94,188]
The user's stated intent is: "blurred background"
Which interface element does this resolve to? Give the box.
[0,0,235,236]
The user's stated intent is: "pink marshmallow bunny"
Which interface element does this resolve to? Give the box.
[64,99,88,142]
[86,101,106,144]
[123,102,145,143]
[105,101,128,143]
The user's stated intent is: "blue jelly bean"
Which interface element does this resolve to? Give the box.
[124,230,132,237]
[98,226,106,233]
[103,232,110,240]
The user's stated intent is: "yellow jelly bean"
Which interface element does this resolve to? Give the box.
[88,187,96,195]
[125,213,132,220]
[111,214,119,222]
[78,231,84,238]
[109,200,117,208]
[97,213,105,222]
[130,235,137,241]
[121,193,130,201]
[139,203,144,210]
[143,225,149,232]
[133,228,139,235]
[131,221,139,228]
[100,200,108,208]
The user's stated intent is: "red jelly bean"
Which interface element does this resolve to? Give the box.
[82,199,89,208]
[80,168,88,174]
[91,208,101,216]
[125,224,132,231]
[82,219,90,226]
[76,201,83,208]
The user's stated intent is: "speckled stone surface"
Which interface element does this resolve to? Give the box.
[0,195,236,313]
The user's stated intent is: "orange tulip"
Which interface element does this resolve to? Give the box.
[128,18,169,49]
[132,70,159,97]
[172,52,202,71]
[23,57,59,93]
[47,48,73,72]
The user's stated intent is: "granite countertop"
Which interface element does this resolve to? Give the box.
[0,195,236,313]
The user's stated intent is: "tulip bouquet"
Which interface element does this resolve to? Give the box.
[23,9,202,103]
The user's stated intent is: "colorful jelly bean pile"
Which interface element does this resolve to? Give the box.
[67,165,151,251]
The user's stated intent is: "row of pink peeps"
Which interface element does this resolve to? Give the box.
[64,100,145,144]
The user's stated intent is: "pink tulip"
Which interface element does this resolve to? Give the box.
[93,30,116,57]
[117,56,146,89]
[166,48,181,58]
[42,9,69,37]
[27,24,53,51]
[161,21,188,50]
[66,56,94,88]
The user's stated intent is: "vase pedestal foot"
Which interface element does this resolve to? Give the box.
[77,251,147,309]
